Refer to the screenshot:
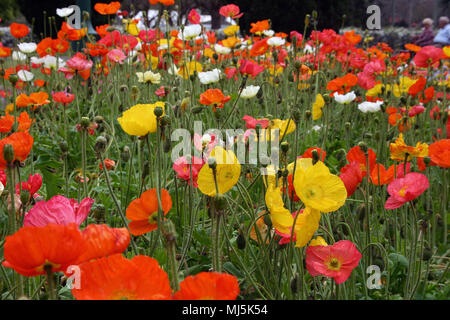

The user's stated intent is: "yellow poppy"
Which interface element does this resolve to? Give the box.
[117,102,165,136]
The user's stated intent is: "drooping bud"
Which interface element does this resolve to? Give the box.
[121,146,131,163]
[94,136,107,154]
[214,194,227,211]
[3,144,14,164]
[311,149,320,165]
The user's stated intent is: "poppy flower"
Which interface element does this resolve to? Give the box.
[16,173,42,198]
[344,30,361,45]
[385,173,429,209]
[173,156,204,187]
[99,158,116,170]
[72,254,172,300]
[0,131,34,169]
[369,162,410,185]
[188,9,201,24]
[250,212,271,244]
[285,174,300,202]
[413,46,443,68]
[306,240,362,284]
[52,91,75,106]
[408,77,426,97]
[293,158,347,213]
[94,1,121,15]
[346,146,377,177]
[339,161,363,197]
[173,272,240,300]
[58,22,86,41]
[239,59,264,77]
[242,115,269,129]
[405,43,421,52]
[219,4,243,19]
[0,46,12,58]
[126,188,172,236]
[197,146,241,197]
[199,89,231,111]
[24,195,94,227]
[2,223,85,276]
[0,113,14,133]
[178,61,202,79]
[118,102,165,136]
[390,134,428,161]
[10,23,29,38]
[327,73,358,95]
[302,147,326,162]
[76,224,130,263]
[428,139,450,168]
[312,94,325,120]
[250,20,270,34]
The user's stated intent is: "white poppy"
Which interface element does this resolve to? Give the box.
[0,181,3,197]
[136,70,161,84]
[12,51,27,62]
[56,7,75,17]
[17,70,34,82]
[334,91,356,104]
[214,43,231,55]
[198,69,221,84]
[358,100,383,113]
[267,36,285,47]
[18,42,37,53]
[179,24,202,40]
[241,85,260,99]
[263,30,275,37]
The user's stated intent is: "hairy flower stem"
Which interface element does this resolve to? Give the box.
[44,266,57,300]
[80,129,88,198]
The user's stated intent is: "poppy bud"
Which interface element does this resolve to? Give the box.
[80,117,90,129]
[290,274,299,294]
[214,107,222,119]
[422,247,432,261]
[94,116,104,124]
[356,203,366,221]
[292,109,301,123]
[257,87,263,99]
[311,149,320,165]
[142,160,149,180]
[294,60,302,69]
[237,231,246,250]
[20,189,31,204]
[364,133,373,139]
[3,144,14,164]
[305,110,311,119]
[213,53,219,60]
[214,194,227,211]
[8,74,18,86]
[180,97,190,112]
[336,148,346,161]
[94,136,107,154]
[130,86,140,101]
[260,155,270,167]
[305,14,310,27]
[281,141,289,154]
[154,107,163,118]
[358,141,368,154]
[263,214,272,228]
[160,115,171,127]
[192,106,204,114]
[163,139,171,153]
[207,157,217,169]
[82,10,90,21]
[288,73,294,82]
[93,204,106,222]
[121,146,130,163]
[161,220,176,243]
[345,122,351,130]
[120,85,128,92]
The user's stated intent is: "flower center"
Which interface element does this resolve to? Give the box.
[398,185,408,197]
[148,211,158,224]
[326,257,341,271]
[109,290,137,300]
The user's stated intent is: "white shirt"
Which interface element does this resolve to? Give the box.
[434,24,450,45]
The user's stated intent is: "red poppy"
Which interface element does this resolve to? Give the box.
[408,77,426,97]
[306,240,362,284]
[327,73,358,95]
[346,146,376,177]
[52,91,75,106]
[173,272,240,300]
[99,158,116,170]
[302,147,326,162]
[16,173,42,197]
[339,161,363,197]
[286,174,300,202]
[413,46,443,68]
[250,20,269,34]
[242,115,269,129]
[126,188,172,236]
[369,162,410,185]
[10,23,29,38]
[239,59,264,77]
[0,46,11,58]
[2,224,85,276]
[72,254,172,300]
[219,4,244,19]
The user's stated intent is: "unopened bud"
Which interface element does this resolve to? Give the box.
[153,106,163,118]
[8,74,18,85]
[311,149,320,164]
[281,141,289,154]
[94,136,107,154]
[3,144,14,163]
[207,157,217,169]
[121,146,131,163]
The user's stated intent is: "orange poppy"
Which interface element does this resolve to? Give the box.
[0,131,34,169]
[126,188,172,236]
[71,254,172,300]
[2,224,85,276]
[58,22,86,41]
[344,30,362,45]
[250,20,270,34]
[199,89,231,110]
[16,92,50,110]
[0,46,12,58]
[36,37,55,57]
[405,43,421,53]
[369,163,408,185]
[390,134,428,161]
[94,2,121,15]
[250,212,271,244]
[0,113,14,133]
[95,24,110,38]
[302,147,326,162]
[408,77,426,97]
[326,73,358,95]
[173,272,240,300]
[428,139,450,167]
[10,23,29,38]
[76,224,130,263]
[17,112,34,132]
[34,79,46,87]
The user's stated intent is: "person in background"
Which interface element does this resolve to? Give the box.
[412,18,435,46]
[434,16,450,47]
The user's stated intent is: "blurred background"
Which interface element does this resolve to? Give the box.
[1,0,450,49]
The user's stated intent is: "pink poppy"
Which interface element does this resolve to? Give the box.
[23,195,94,227]
[408,105,425,117]
[385,172,429,209]
[107,48,126,64]
[339,161,363,197]
[193,133,218,156]
[306,240,362,284]
[155,86,168,97]
[219,4,244,19]
[138,29,156,42]
[290,31,303,45]
[173,156,204,187]
[242,115,269,129]
[188,9,201,24]
[239,59,264,78]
